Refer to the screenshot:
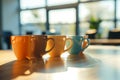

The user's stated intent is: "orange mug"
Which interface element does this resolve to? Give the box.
[46,35,73,57]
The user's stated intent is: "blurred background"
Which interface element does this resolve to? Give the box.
[0,0,120,49]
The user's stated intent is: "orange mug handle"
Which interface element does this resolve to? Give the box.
[45,38,55,53]
[81,38,90,51]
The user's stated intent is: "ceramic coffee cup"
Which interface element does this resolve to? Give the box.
[46,35,73,57]
[67,35,90,55]
[11,35,55,60]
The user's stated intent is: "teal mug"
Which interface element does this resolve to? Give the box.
[67,35,90,55]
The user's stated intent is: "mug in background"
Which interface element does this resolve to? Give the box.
[67,35,90,55]
[11,35,55,60]
[46,35,73,58]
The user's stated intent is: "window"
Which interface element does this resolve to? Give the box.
[47,0,78,6]
[20,9,46,35]
[20,0,45,9]
[117,22,120,29]
[117,0,120,19]
[117,0,120,29]
[19,0,119,38]
[49,8,76,35]
[20,9,46,24]
[79,1,114,21]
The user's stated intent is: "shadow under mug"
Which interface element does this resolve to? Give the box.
[11,35,55,60]
[46,35,73,58]
[67,35,90,55]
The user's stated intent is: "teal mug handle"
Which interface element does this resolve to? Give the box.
[64,38,73,52]
[81,38,90,51]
